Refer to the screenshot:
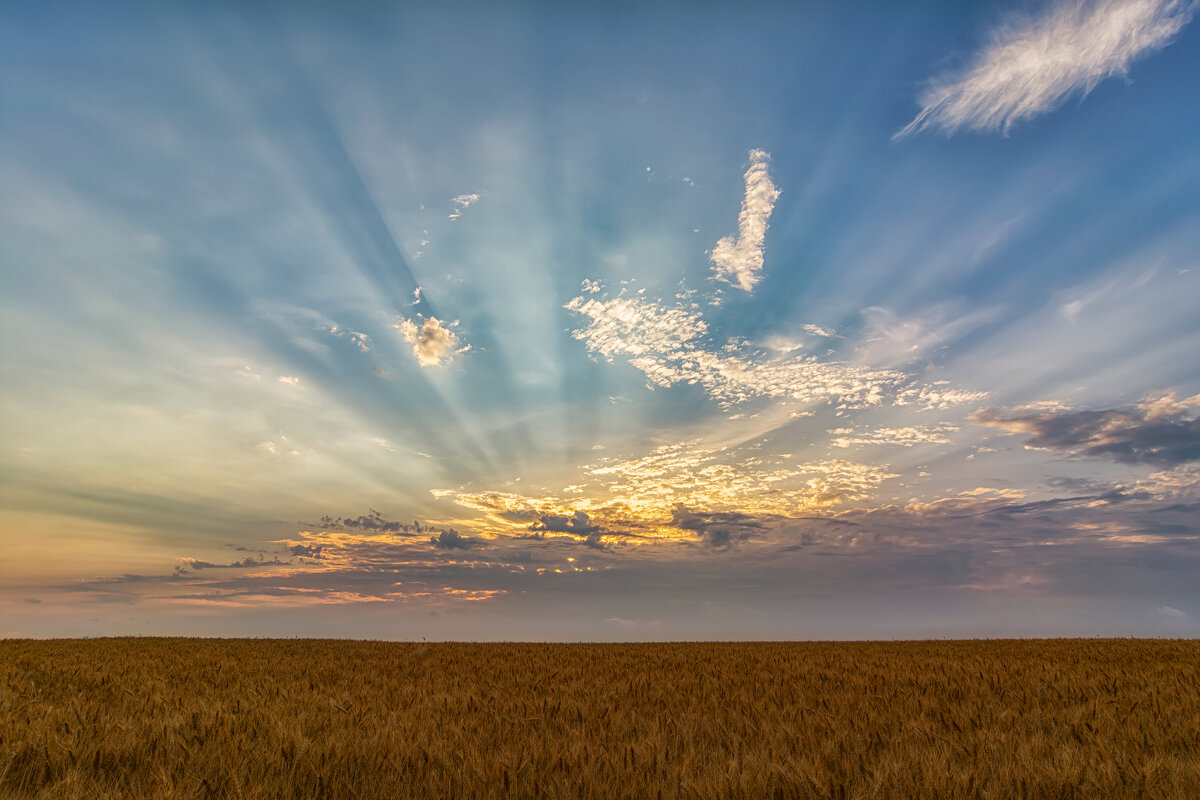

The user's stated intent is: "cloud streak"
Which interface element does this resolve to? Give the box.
[710,149,780,292]
[897,0,1196,137]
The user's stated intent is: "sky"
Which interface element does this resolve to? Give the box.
[2,0,1199,640]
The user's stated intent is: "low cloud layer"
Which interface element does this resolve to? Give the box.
[396,316,466,367]
[710,149,780,292]
[897,0,1195,137]
[974,393,1200,466]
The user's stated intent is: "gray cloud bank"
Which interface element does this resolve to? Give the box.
[974,393,1200,466]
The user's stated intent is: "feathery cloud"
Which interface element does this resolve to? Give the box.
[395,316,467,367]
[710,149,780,292]
[897,0,1196,137]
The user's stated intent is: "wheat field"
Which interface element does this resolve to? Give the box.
[1,638,1197,798]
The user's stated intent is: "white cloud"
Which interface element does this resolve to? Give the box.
[829,424,958,448]
[278,376,300,386]
[329,325,370,352]
[566,292,985,412]
[897,0,1195,137]
[710,149,780,292]
[448,193,481,220]
[802,324,839,338]
[395,316,467,367]
[563,295,707,360]
[896,384,990,411]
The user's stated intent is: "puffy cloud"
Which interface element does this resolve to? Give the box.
[897,0,1195,137]
[710,149,780,292]
[429,529,478,550]
[670,506,767,548]
[395,315,467,367]
[974,393,1200,466]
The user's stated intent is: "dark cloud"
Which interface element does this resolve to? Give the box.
[179,556,284,571]
[974,400,1200,466]
[671,505,767,548]
[429,529,477,550]
[289,544,325,558]
[316,510,425,534]
[528,510,606,538]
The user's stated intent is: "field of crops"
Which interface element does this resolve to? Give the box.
[2,638,1197,799]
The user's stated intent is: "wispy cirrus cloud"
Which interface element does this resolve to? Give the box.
[395,315,469,367]
[974,392,1200,466]
[897,0,1196,137]
[710,149,780,292]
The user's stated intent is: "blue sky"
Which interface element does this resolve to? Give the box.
[2,0,1199,639]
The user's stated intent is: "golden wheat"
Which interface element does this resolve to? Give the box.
[1,639,1197,798]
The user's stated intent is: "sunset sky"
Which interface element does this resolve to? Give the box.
[3,0,1199,639]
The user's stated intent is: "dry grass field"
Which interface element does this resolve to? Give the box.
[1,638,1197,799]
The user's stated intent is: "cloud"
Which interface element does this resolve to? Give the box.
[802,324,840,338]
[670,505,767,548]
[429,529,478,550]
[1157,605,1188,620]
[529,510,605,537]
[710,149,780,292]
[395,315,467,367]
[974,392,1200,466]
[897,0,1196,137]
[566,291,984,412]
[448,193,481,220]
[315,511,428,534]
[828,424,958,448]
[438,440,899,547]
[175,556,285,574]
[330,324,370,352]
[278,375,300,385]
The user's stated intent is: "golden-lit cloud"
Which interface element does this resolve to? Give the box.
[437,441,899,544]
[395,315,468,367]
